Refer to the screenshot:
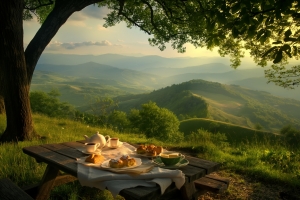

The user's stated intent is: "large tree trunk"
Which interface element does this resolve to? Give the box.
[0,75,5,114]
[0,0,35,142]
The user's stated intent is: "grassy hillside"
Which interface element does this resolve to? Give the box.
[1,113,300,199]
[179,118,279,144]
[115,80,300,131]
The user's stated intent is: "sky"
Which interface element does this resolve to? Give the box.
[23,5,257,67]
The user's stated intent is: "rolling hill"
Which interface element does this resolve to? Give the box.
[112,79,300,132]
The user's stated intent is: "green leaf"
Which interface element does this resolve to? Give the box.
[231,3,240,14]
[281,44,291,54]
[232,27,239,38]
[273,50,283,63]
[276,10,282,20]
[272,41,283,44]
[256,29,265,40]
[247,25,257,38]
[285,51,292,58]
[284,37,297,42]
[293,46,298,56]
[285,29,292,38]
[262,46,278,57]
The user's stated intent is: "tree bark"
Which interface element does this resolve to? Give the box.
[0,0,35,142]
[0,71,5,114]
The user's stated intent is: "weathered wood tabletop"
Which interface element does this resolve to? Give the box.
[22,141,220,200]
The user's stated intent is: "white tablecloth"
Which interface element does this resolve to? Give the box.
[76,142,185,197]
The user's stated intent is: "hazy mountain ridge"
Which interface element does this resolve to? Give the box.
[38,53,234,70]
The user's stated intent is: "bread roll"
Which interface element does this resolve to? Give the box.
[109,159,124,168]
[136,145,147,154]
[85,154,104,164]
[154,146,163,154]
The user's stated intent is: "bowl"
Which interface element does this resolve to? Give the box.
[159,152,184,166]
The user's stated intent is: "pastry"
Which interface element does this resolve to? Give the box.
[120,155,136,167]
[146,144,156,151]
[85,154,104,164]
[146,149,157,157]
[136,145,147,154]
[154,146,163,154]
[109,159,124,168]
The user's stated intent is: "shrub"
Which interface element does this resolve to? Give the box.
[129,101,183,142]
[30,90,75,118]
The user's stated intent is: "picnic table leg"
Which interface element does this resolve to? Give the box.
[180,181,197,200]
[34,164,60,200]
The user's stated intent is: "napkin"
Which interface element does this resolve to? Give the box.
[76,143,185,197]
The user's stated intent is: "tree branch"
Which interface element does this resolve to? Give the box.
[24,0,54,11]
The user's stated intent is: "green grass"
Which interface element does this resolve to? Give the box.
[179,118,280,144]
[0,114,300,199]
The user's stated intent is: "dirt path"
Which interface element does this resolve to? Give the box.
[197,170,300,200]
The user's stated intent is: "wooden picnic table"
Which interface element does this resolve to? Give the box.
[22,141,220,200]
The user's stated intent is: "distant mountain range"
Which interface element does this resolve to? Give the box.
[35,53,300,101]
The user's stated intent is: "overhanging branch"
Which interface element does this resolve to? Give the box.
[24,0,54,11]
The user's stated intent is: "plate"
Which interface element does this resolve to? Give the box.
[81,149,102,155]
[153,157,189,169]
[133,150,161,158]
[106,141,123,149]
[101,157,142,169]
[135,153,160,158]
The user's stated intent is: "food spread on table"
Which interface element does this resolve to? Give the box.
[136,144,163,157]
[109,155,137,168]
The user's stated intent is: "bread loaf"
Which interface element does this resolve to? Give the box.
[85,154,104,164]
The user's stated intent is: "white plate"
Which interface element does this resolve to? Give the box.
[81,149,102,155]
[106,141,123,149]
[101,157,142,169]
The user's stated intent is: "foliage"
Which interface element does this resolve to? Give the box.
[254,123,263,130]
[280,124,300,148]
[107,110,130,132]
[88,97,119,126]
[129,101,183,142]
[30,90,75,118]
[261,149,300,173]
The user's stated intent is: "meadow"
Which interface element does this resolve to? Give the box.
[0,113,300,199]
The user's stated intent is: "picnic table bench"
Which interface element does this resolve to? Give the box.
[22,141,221,200]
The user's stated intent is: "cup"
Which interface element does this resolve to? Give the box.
[159,152,185,166]
[85,142,100,153]
[109,138,119,148]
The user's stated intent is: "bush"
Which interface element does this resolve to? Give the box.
[280,125,300,148]
[129,101,183,142]
[30,90,75,118]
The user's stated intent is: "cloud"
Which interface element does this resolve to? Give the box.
[47,40,113,50]
[81,5,110,20]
